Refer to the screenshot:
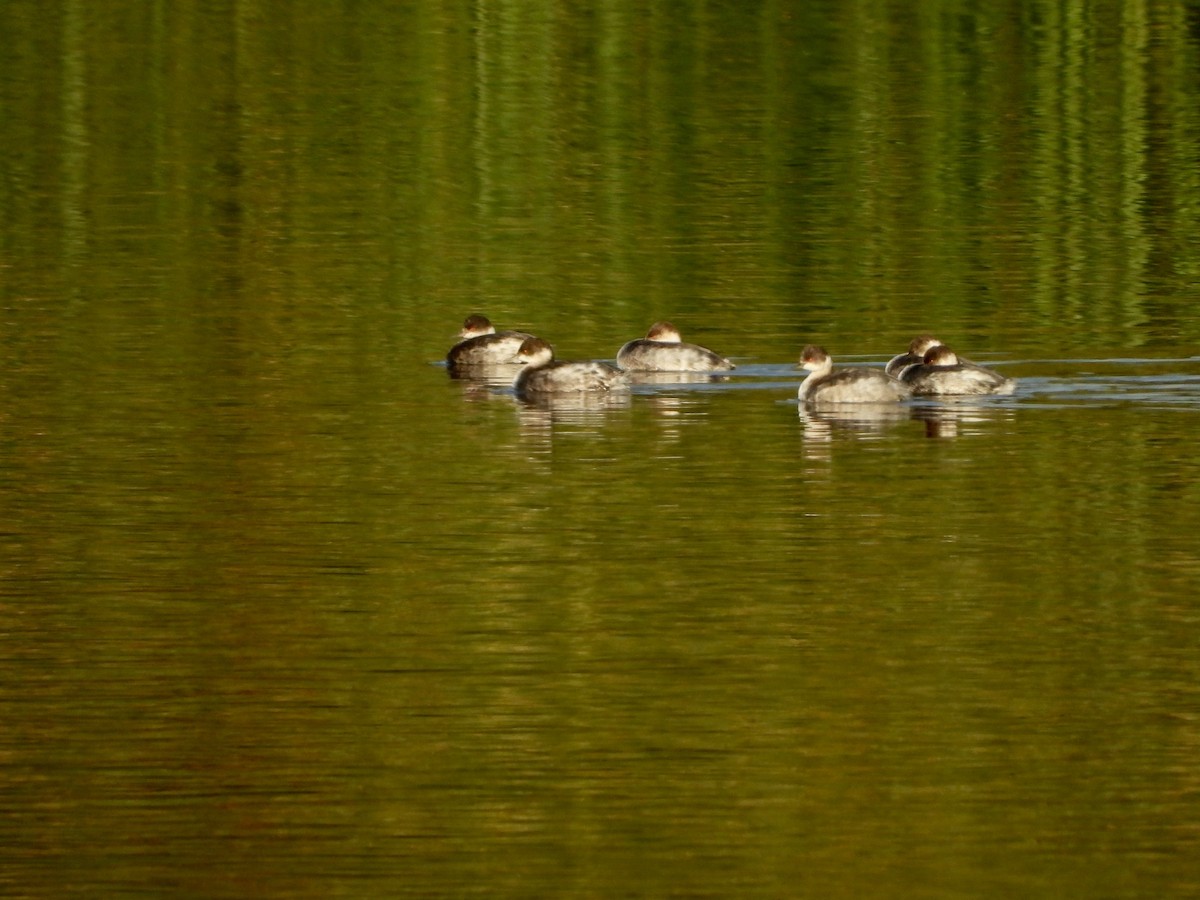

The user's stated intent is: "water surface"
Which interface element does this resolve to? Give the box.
[3,1,1200,897]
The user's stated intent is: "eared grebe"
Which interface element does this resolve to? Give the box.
[885,334,944,378]
[797,345,911,404]
[616,321,735,372]
[900,345,1016,396]
[514,338,629,394]
[447,315,538,367]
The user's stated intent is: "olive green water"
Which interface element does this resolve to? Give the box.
[3,2,1200,897]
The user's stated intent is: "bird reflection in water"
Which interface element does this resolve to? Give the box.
[797,403,912,443]
[641,391,717,445]
[447,362,525,391]
[910,401,1014,439]
[799,399,1015,443]
[513,391,632,432]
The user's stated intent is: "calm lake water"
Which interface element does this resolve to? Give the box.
[3,2,1200,897]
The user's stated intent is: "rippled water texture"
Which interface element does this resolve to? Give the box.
[3,2,1200,897]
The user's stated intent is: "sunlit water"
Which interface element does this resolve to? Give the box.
[4,2,1200,897]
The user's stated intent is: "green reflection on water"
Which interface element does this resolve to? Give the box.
[3,1,1200,897]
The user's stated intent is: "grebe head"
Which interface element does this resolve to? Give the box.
[645,321,683,343]
[460,314,496,339]
[909,334,943,356]
[516,337,555,367]
[799,345,832,372]
[923,345,960,366]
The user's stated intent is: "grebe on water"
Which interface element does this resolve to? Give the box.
[617,322,735,372]
[886,334,944,378]
[797,345,911,404]
[899,345,1016,396]
[447,315,538,367]
[514,338,629,394]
